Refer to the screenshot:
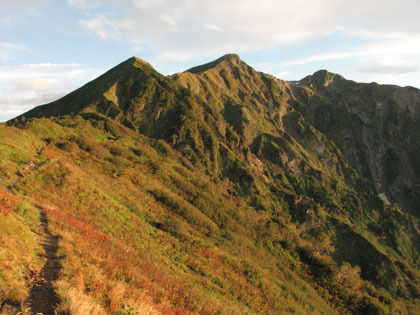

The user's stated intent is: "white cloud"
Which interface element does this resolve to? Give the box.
[78,0,333,59]
[0,16,14,27]
[79,16,118,39]
[0,42,27,61]
[276,71,290,79]
[203,24,224,32]
[0,92,65,122]
[13,79,74,93]
[75,0,420,61]
[0,63,104,122]
[360,63,420,76]
[132,0,167,10]
[271,51,362,69]
[0,0,52,22]
[67,0,101,9]
[252,29,420,85]
[353,33,420,84]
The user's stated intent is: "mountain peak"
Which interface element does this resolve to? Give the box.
[118,56,155,72]
[185,53,243,74]
[128,56,155,70]
[219,53,241,62]
[15,56,160,120]
[312,69,342,80]
[299,69,344,89]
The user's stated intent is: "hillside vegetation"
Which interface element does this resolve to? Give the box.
[1,54,420,314]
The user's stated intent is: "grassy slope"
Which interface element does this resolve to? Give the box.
[1,55,420,314]
[0,114,418,314]
[1,118,336,314]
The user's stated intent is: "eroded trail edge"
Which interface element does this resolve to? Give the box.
[29,210,61,315]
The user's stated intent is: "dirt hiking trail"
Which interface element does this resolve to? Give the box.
[29,210,60,315]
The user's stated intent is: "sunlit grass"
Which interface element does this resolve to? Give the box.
[1,63,420,315]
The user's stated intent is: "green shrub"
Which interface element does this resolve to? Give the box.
[111,304,139,315]
[160,215,186,237]
[150,189,218,234]
[358,297,385,315]
[14,202,40,229]
[56,140,80,154]
[106,143,136,160]
[73,135,96,152]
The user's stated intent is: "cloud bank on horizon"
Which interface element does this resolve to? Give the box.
[1,0,420,121]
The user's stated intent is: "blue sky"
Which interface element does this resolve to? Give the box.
[1,0,420,121]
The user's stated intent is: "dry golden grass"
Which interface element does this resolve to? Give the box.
[42,207,194,314]
[55,281,107,315]
[0,209,44,310]
[0,189,20,215]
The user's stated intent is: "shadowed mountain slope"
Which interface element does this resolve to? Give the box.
[292,70,420,216]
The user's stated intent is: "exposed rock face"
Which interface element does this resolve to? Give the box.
[293,73,420,215]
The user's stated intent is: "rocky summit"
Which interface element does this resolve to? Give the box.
[1,54,420,314]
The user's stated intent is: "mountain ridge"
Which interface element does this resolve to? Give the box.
[2,54,420,314]
[13,54,420,215]
[185,53,242,74]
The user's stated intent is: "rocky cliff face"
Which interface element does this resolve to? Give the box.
[292,71,420,216]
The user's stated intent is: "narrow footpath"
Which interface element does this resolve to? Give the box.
[2,141,61,314]
[29,210,61,315]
